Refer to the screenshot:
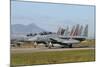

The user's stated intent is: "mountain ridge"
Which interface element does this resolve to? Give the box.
[11,23,45,35]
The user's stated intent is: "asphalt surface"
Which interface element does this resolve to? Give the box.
[11,47,95,53]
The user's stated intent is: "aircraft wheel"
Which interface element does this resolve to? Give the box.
[34,42,37,48]
[48,42,52,49]
[52,43,54,47]
[45,44,48,47]
[48,46,51,49]
[69,44,72,48]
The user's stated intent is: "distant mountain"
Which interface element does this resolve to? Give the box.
[11,23,45,35]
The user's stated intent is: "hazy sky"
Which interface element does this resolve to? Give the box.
[11,1,95,38]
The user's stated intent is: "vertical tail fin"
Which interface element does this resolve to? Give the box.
[83,24,88,37]
[70,25,75,36]
[57,27,62,35]
[57,27,65,35]
[61,28,65,35]
[63,26,69,36]
[79,25,83,36]
[73,24,79,36]
[75,24,80,36]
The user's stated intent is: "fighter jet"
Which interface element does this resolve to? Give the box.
[26,24,88,48]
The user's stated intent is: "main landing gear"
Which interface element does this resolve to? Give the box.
[68,44,72,48]
[48,42,54,49]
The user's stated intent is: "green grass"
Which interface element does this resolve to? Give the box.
[11,49,95,66]
[76,39,95,47]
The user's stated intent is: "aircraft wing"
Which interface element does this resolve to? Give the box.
[50,37,80,44]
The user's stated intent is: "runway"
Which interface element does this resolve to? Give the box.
[11,47,95,53]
